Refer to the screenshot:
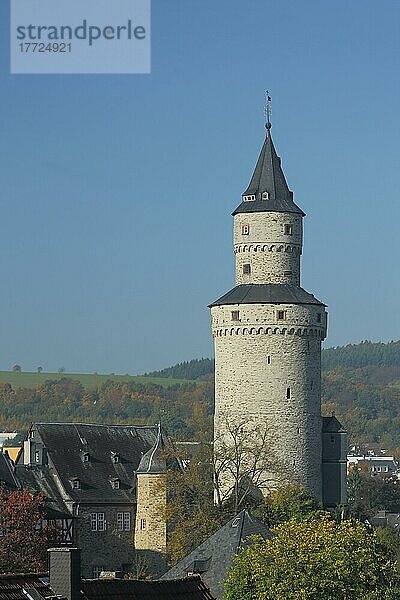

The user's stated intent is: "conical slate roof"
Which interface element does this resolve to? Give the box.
[161,510,271,599]
[233,124,304,216]
[136,424,167,474]
[209,283,325,308]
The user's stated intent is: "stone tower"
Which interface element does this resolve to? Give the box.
[134,425,167,576]
[209,115,327,500]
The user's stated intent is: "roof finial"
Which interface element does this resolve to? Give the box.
[264,91,272,130]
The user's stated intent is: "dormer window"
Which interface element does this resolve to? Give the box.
[243,194,255,202]
[111,452,120,464]
[82,452,90,463]
[111,478,120,490]
[71,478,81,490]
[262,191,269,200]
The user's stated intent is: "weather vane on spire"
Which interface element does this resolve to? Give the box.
[265,91,272,129]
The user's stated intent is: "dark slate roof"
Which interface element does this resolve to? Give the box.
[137,424,167,475]
[209,284,325,308]
[0,452,20,491]
[322,416,346,434]
[29,424,161,504]
[15,464,72,519]
[0,573,56,600]
[81,575,215,600]
[233,125,304,216]
[161,510,271,599]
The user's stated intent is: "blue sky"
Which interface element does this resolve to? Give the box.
[0,0,399,374]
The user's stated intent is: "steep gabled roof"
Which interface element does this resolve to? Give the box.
[20,423,161,504]
[161,511,271,599]
[233,124,304,216]
[322,416,346,434]
[209,284,325,308]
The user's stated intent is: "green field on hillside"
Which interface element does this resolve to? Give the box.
[0,371,192,390]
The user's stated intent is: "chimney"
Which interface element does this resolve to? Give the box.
[48,548,81,600]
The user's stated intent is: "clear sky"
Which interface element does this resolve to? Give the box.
[0,0,399,374]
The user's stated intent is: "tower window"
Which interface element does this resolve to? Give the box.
[241,224,250,235]
[243,264,251,275]
[286,387,291,399]
[284,224,293,235]
[276,310,286,320]
[140,518,147,531]
[231,310,240,321]
[266,355,271,365]
[330,436,335,443]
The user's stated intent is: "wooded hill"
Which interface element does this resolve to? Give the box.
[1,340,400,449]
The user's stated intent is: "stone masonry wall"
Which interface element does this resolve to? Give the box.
[234,212,302,285]
[76,504,135,578]
[212,302,327,500]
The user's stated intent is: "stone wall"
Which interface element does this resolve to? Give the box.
[234,212,303,285]
[134,473,167,577]
[76,504,135,578]
[212,301,327,500]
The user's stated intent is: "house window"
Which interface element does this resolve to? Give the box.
[117,512,130,531]
[241,224,250,235]
[140,518,147,531]
[231,310,240,321]
[91,513,106,532]
[317,313,322,323]
[123,513,131,531]
[266,355,271,365]
[243,264,251,275]
[92,566,104,578]
[276,310,286,320]
[286,387,291,399]
[284,224,293,235]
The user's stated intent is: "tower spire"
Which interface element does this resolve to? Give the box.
[264,91,272,130]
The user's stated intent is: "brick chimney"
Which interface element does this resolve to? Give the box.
[48,548,81,600]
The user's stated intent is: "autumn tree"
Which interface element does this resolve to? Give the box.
[348,469,400,521]
[253,483,324,527]
[164,418,278,564]
[223,516,400,600]
[0,488,55,573]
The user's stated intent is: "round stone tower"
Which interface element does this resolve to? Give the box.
[209,117,327,500]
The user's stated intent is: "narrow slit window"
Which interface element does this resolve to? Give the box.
[286,387,291,399]
[266,355,271,365]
